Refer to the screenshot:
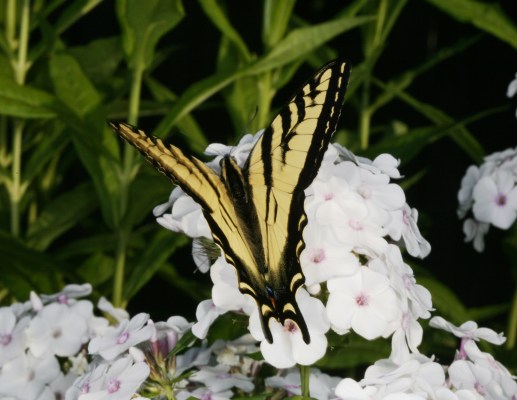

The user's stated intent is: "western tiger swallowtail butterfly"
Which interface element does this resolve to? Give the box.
[109,59,351,344]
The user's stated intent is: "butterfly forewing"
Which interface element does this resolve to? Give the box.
[243,60,350,341]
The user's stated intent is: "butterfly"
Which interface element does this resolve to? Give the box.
[109,59,350,344]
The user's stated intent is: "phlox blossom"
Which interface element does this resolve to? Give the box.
[327,266,401,340]
[250,289,329,368]
[88,313,153,361]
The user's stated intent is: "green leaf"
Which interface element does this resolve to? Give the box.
[468,303,509,321]
[198,0,251,61]
[49,52,101,118]
[317,335,390,368]
[262,0,296,50]
[117,0,185,71]
[52,0,103,34]
[122,172,172,229]
[26,182,98,250]
[145,76,208,152]
[168,330,198,357]
[77,252,114,286]
[124,230,188,300]
[22,123,69,183]
[56,234,117,259]
[69,37,125,84]
[0,230,63,297]
[248,15,375,75]
[0,75,57,118]
[417,276,469,323]
[425,0,517,50]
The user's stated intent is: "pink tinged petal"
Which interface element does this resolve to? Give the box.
[260,324,296,368]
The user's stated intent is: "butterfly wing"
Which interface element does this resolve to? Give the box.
[109,122,267,299]
[244,59,351,343]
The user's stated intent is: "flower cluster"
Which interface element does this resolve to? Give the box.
[155,132,433,368]
[1,284,514,399]
[0,286,263,400]
[457,147,517,252]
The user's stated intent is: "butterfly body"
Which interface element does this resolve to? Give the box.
[110,59,350,344]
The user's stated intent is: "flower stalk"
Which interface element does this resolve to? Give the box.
[8,0,30,237]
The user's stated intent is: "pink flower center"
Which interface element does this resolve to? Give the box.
[107,378,121,393]
[496,193,507,206]
[324,192,334,201]
[402,208,410,225]
[0,334,12,346]
[349,219,363,231]
[355,293,369,306]
[310,248,325,264]
[474,382,485,396]
[81,383,90,394]
[57,294,68,304]
[285,320,298,334]
[116,332,129,344]
[201,393,213,400]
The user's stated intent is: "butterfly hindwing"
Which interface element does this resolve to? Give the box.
[109,58,350,345]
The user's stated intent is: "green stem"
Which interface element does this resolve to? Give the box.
[112,63,144,307]
[113,230,127,308]
[9,0,30,237]
[10,121,24,237]
[256,71,273,130]
[506,287,517,349]
[16,0,30,85]
[359,78,371,149]
[300,365,310,398]
[372,0,387,48]
[5,0,16,49]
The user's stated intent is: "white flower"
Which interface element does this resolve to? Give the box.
[300,224,360,288]
[154,187,211,238]
[39,284,92,305]
[26,301,90,357]
[429,317,505,345]
[97,298,129,323]
[191,300,226,340]
[448,360,492,398]
[88,313,153,361]
[327,266,400,340]
[0,352,60,400]
[66,361,108,400]
[458,166,480,219]
[386,205,431,258]
[462,219,489,252]
[210,258,254,314]
[75,356,149,400]
[250,290,329,368]
[463,340,517,398]
[472,170,517,229]
[190,365,254,393]
[266,369,341,400]
[0,308,28,366]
